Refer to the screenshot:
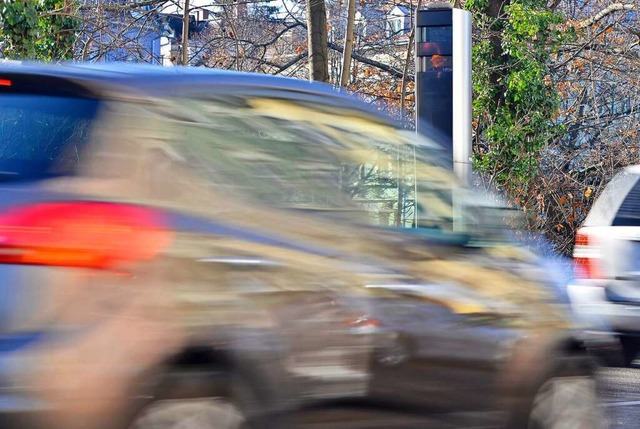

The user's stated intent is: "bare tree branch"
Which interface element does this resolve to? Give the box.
[328,42,406,79]
[577,3,636,28]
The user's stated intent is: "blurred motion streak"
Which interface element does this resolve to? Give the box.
[0,63,607,429]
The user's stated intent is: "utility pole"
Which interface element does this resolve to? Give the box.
[182,0,190,66]
[306,0,329,82]
[339,0,356,87]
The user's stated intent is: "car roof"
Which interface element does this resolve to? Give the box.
[624,165,640,175]
[584,166,640,226]
[0,60,457,159]
[0,61,385,119]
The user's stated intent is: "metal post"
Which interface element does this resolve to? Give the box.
[452,8,472,186]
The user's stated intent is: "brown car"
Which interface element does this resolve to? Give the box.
[0,62,605,429]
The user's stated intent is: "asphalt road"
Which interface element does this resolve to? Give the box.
[599,368,640,428]
[291,368,640,429]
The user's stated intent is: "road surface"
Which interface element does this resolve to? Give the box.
[600,368,640,428]
[291,368,640,428]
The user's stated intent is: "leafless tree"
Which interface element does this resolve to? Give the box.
[532,0,640,253]
[76,0,169,63]
[306,0,329,80]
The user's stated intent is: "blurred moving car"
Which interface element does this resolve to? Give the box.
[569,165,640,366]
[0,63,604,429]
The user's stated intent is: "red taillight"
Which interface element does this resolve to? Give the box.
[0,79,12,87]
[573,229,602,279]
[0,202,172,269]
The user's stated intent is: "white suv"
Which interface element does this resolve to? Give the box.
[568,165,640,365]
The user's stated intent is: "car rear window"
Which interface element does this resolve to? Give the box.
[613,176,640,226]
[584,170,639,227]
[0,93,100,182]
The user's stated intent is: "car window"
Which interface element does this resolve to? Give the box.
[0,94,100,182]
[613,175,640,226]
[165,96,473,232]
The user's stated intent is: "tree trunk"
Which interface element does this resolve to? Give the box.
[306,0,329,82]
[400,0,422,122]
[339,0,356,87]
[182,0,190,66]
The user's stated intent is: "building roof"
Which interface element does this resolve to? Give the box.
[158,0,219,16]
[388,5,410,16]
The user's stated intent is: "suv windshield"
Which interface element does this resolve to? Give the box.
[0,94,100,181]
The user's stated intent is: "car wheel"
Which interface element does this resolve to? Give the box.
[620,335,640,367]
[526,357,608,429]
[127,370,277,429]
[129,398,244,429]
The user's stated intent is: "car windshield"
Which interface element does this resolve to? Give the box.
[0,94,100,181]
[163,96,491,235]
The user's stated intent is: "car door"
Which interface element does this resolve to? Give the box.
[133,94,378,403]
[364,287,516,419]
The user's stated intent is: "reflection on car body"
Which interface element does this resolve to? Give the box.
[0,63,605,429]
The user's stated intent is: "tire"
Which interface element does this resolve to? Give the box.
[129,399,244,429]
[127,370,278,429]
[588,346,625,368]
[526,356,608,429]
[619,335,640,367]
